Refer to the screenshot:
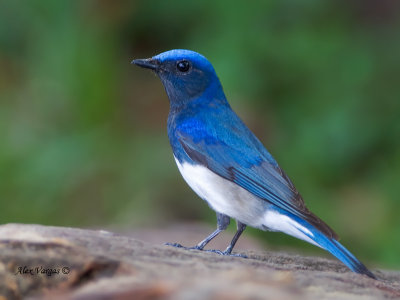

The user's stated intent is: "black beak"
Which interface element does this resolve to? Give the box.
[131,58,160,71]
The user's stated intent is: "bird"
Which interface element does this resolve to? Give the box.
[132,49,376,279]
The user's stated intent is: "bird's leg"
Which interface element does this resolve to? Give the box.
[165,213,230,251]
[203,220,247,258]
[192,220,248,259]
[221,221,247,257]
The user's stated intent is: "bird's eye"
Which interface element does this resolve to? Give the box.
[176,60,190,72]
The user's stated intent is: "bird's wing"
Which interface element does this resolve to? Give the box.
[176,118,338,239]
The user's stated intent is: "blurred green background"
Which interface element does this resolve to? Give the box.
[1,1,399,269]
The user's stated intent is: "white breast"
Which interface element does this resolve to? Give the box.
[174,157,267,228]
[174,157,318,246]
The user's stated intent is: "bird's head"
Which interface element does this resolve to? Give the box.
[132,49,225,108]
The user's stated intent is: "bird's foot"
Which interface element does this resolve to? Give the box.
[165,243,247,258]
[203,249,248,258]
[164,242,203,251]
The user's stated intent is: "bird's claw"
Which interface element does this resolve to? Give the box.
[228,252,248,258]
[165,242,247,258]
[164,242,184,248]
[203,249,248,258]
[164,242,202,251]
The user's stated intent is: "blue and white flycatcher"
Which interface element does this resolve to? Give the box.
[132,49,375,279]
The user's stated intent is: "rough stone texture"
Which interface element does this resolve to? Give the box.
[0,224,398,300]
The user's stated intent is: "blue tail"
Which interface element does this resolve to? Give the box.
[314,231,376,279]
[284,211,376,279]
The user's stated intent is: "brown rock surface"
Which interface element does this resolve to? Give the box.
[0,223,398,300]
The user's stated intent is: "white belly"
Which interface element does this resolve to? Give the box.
[174,157,318,246]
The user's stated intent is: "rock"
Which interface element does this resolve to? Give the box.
[0,223,398,300]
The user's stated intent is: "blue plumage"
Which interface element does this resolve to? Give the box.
[132,49,376,279]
